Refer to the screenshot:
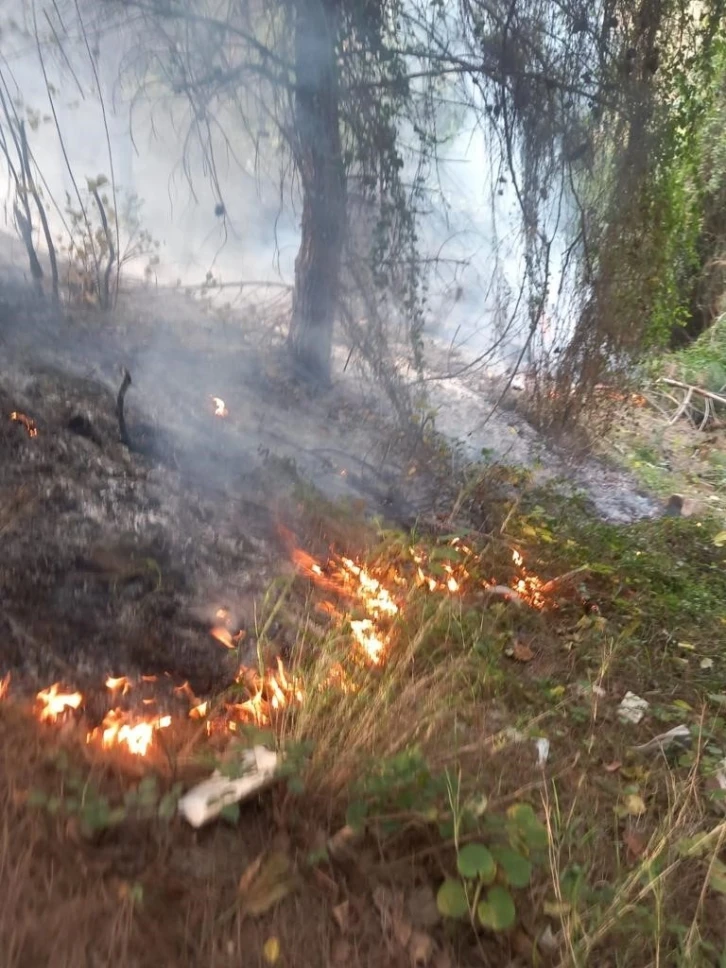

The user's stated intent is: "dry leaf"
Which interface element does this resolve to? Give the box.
[623,829,646,861]
[624,794,647,817]
[328,825,360,858]
[263,937,280,965]
[238,853,264,894]
[239,851,298,917]
[512,641,535,662]
[393,911,413,949]
[332,900,350,933]
[604,761,622,773]
[408,930,434,967]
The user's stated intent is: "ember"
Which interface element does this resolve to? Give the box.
[211,396,228,417]
[210,626,245,649]
[9,411,38,438]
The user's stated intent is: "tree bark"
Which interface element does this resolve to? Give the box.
[288,0,346,386]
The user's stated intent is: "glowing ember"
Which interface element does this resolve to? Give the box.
[36,684,83,722]
[211,626,244,649]
[0,673,9,700]
[189,700,209,719]
[211,396,228,417]
[91,710,172,756]
[9,411,38,438]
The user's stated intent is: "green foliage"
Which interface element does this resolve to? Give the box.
[435,802,544,933]
[436,878,468,918]
[29,758,182,838]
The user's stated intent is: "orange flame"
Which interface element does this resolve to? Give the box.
[106,675,132,696]
[211,627,244,649]
[9,411,38,438]
[36,684,83,722]
[91,709,172,756]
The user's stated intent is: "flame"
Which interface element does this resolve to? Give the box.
[510,548,546,608]
[36,684,83,722]
[106,675,132,696]
[91,710,172,756]
[189,700,209,719]
[0,673,10,700]
[349,619,386,664]
[211,626,244,649]
[9,411,38,438]
[211,396,228,417]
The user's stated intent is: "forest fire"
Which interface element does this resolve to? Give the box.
[9,411,38,438]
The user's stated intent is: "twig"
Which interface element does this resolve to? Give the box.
[668,385,693,425]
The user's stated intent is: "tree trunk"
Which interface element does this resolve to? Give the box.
[288,0,346,386]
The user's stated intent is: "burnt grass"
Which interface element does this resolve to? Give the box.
[2,290,726,966]
[0,367,280,698]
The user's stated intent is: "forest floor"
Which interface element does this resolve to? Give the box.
[1,278,726,967]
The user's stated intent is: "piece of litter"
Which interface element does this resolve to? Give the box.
[618,692,649,725]
[178,746,279,828]
[535,738,550,766]
[631,725,691,753]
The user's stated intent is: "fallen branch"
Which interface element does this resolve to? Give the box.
[658,378,726,408]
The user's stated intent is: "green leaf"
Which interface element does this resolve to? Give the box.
[507,803,537,827]
[436,879,468,919]
[713,531,726,547]
[491,847,532,888]
[507,803,549,850]
[477,886,516,931]
[457,843,496,882]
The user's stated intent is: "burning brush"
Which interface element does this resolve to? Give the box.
[11,532,559,762]
[9,411,38,438]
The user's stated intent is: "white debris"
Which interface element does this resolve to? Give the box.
[618,692,649,725]
[631,725,691,753]
[535,738,550,766]
[178,746,279,828]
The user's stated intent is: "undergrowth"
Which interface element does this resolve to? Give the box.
[4,470,726,966]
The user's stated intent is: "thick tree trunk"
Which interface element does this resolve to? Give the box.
[288,0,346,386]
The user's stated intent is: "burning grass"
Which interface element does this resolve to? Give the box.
[2,462,726,965]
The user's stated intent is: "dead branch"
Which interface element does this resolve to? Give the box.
[658,378,726,408]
